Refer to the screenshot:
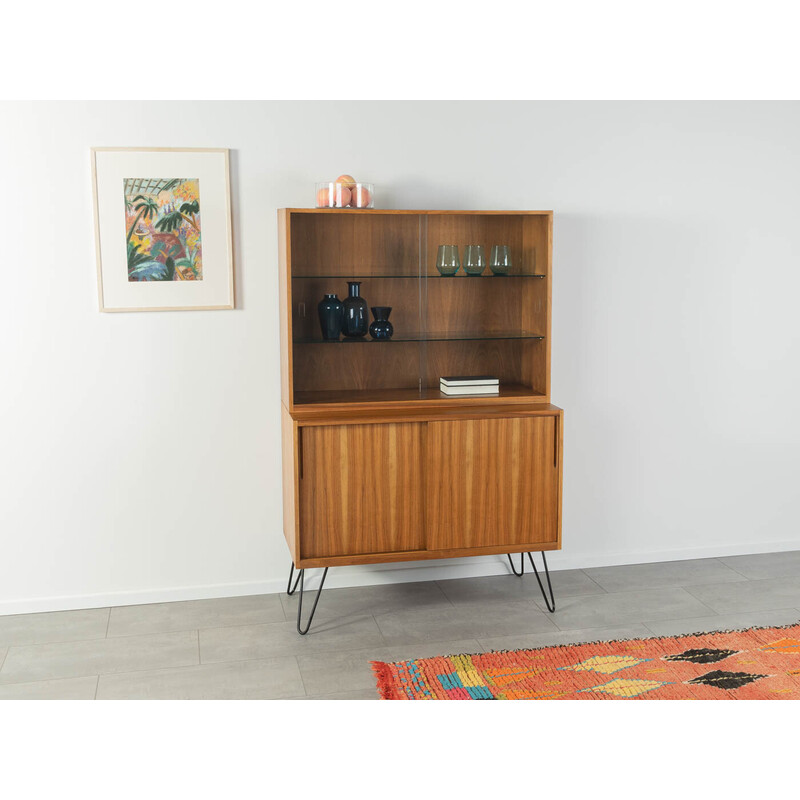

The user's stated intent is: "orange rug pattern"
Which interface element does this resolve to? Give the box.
[371,623,800,699]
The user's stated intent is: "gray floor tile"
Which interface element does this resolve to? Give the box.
[375,601,557,645]
[684,576,800,613]
[107,594,285,638]
[296,646,391,696]
[0,608,109,648]
[97,657,304,700]
[298,688,381,700]
[295,638,481,696]
[0,676,98,700]
[643,608,800,638]
[540,587,713,630]
[0,647,6,670]
[0,630,199,684]
[719,550,800,580]
[381,639,487,662]
[583,558,745,593]
[437,569,604,606]
[477,623,654,653]
[199,615,385,664]
[279,580,451,622]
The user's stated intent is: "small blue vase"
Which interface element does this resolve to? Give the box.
[342,282,368,338]
[317,294,343,340]
[369,306,393,340]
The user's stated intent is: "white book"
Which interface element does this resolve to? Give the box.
[440,384,500,396]
[440,375,499,387]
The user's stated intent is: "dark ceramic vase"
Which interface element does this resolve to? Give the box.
[317,294,344,340]
[369,306,393,340]
[342,282,368,338]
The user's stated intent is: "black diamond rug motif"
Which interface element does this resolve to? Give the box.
[663,648,739,664]
[686,670,768,690]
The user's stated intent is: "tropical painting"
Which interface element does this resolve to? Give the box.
[124,178,203,281]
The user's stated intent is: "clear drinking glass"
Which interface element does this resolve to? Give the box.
[490,245,512,275]
[436,245,460,276]
[463,245,486,275]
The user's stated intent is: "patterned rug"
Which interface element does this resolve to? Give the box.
[371,622,800,699]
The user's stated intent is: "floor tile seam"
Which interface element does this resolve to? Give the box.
[0,672,101,689]
[0,647,7,672]
[431,581,458,608]
[4,629,201,653]
[0,633,117,651]
[715,557,754,580]
[294,656,310,696]
[199,637,390,665]
[195,614,381,638]
[104,607,111,638]
[106,615,292,638]
[94,653,328,682]
[575,570,609,594]
[93,675,99,700]
[549,606,722,633]
[640,607,800,634]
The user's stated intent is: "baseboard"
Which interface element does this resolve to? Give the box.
[2,538,799,616]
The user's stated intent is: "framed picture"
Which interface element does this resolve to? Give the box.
[91,147,234,312]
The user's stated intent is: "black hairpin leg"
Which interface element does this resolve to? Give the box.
[527,551,555,613]
[507,552,525,577]
[286,563,302,595]
[505,551,556,612]
[287,564,329,635]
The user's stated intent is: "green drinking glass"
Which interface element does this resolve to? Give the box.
[490,245,512,275]
[436,245,460,276]
[463,245,486,275]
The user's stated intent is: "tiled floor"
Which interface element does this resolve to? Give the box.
[1,551,800,699]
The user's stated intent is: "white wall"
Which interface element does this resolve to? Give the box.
[2,101,799,615]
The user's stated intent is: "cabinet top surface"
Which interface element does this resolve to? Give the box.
[281,208,553,216]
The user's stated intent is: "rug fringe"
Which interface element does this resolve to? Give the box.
[370,660,401,700]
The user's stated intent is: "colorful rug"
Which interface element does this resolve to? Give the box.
[371,622,800,699]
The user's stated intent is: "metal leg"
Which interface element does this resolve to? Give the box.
[507,552,525,577]
[286,563,302,596]
[526,551,555,612]
[296,567,329,635]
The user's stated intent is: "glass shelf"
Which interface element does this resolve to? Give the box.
[291,273,545,279]
[293,384,546,407]
[294,330,545,344]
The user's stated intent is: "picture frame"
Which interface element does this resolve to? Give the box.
[91,147,234,312]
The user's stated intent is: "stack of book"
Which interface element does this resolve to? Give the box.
[439,375,500,396]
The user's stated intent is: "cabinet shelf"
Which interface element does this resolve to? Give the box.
[293,383,546,408]
[291,273,545,279]
[294,330,545,344]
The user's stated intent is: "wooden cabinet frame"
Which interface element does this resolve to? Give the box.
[279,210,563,572]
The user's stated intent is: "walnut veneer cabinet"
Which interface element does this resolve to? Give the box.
[278,209,563,632]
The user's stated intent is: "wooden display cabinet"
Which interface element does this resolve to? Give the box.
[278,209,563,632]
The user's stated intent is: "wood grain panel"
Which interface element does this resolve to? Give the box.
[299,423,426,558]
[290,213,421,276]
[293,341,421,393]
[426,416,559,550]
[278,209,292,407]
[422,339,526,388]
[281,404,299,563]
[424,277,526,334]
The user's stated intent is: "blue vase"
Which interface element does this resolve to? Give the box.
[369,306,393,340]
[342,282,368,338]
[317,294,343,340]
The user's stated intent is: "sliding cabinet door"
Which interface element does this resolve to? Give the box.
[299,422,426,559]
[426,416,560,551]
